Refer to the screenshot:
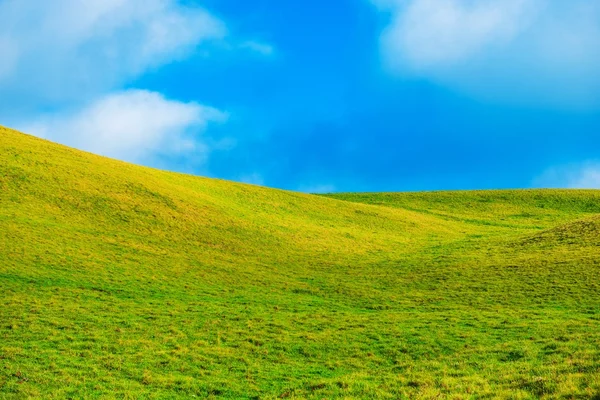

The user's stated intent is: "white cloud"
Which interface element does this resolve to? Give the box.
[533,162,600,189]
[240,41,275,56]
[373,0,600,108]
[0,0,225,102]
[380,0,537,69]
[21,90,228,165]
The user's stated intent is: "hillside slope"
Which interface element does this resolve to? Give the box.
[1,126,600,399]
[324,190,600,230]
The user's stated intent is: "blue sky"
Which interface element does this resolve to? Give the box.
[1,0,600,192]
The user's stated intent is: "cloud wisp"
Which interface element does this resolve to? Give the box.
[22,90,228,166]
[240,41,275,56]
[534,162,600,189]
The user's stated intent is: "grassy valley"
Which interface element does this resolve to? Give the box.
[1,125,600,399]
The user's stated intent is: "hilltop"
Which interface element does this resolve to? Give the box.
[1,125,600,399]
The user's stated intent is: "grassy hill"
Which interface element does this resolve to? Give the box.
[1,125,600,399]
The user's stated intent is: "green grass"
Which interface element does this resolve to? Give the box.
[1,125,600,399]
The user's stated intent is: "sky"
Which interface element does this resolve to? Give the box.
[1,0,600,193]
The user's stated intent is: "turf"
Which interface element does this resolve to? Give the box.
[1,125,600,399]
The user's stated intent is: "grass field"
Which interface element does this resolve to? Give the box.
[1,125,600,399]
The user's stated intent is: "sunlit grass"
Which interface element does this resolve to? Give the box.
[1,126,600,399]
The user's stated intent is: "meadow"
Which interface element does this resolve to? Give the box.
[1,125,600,399]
